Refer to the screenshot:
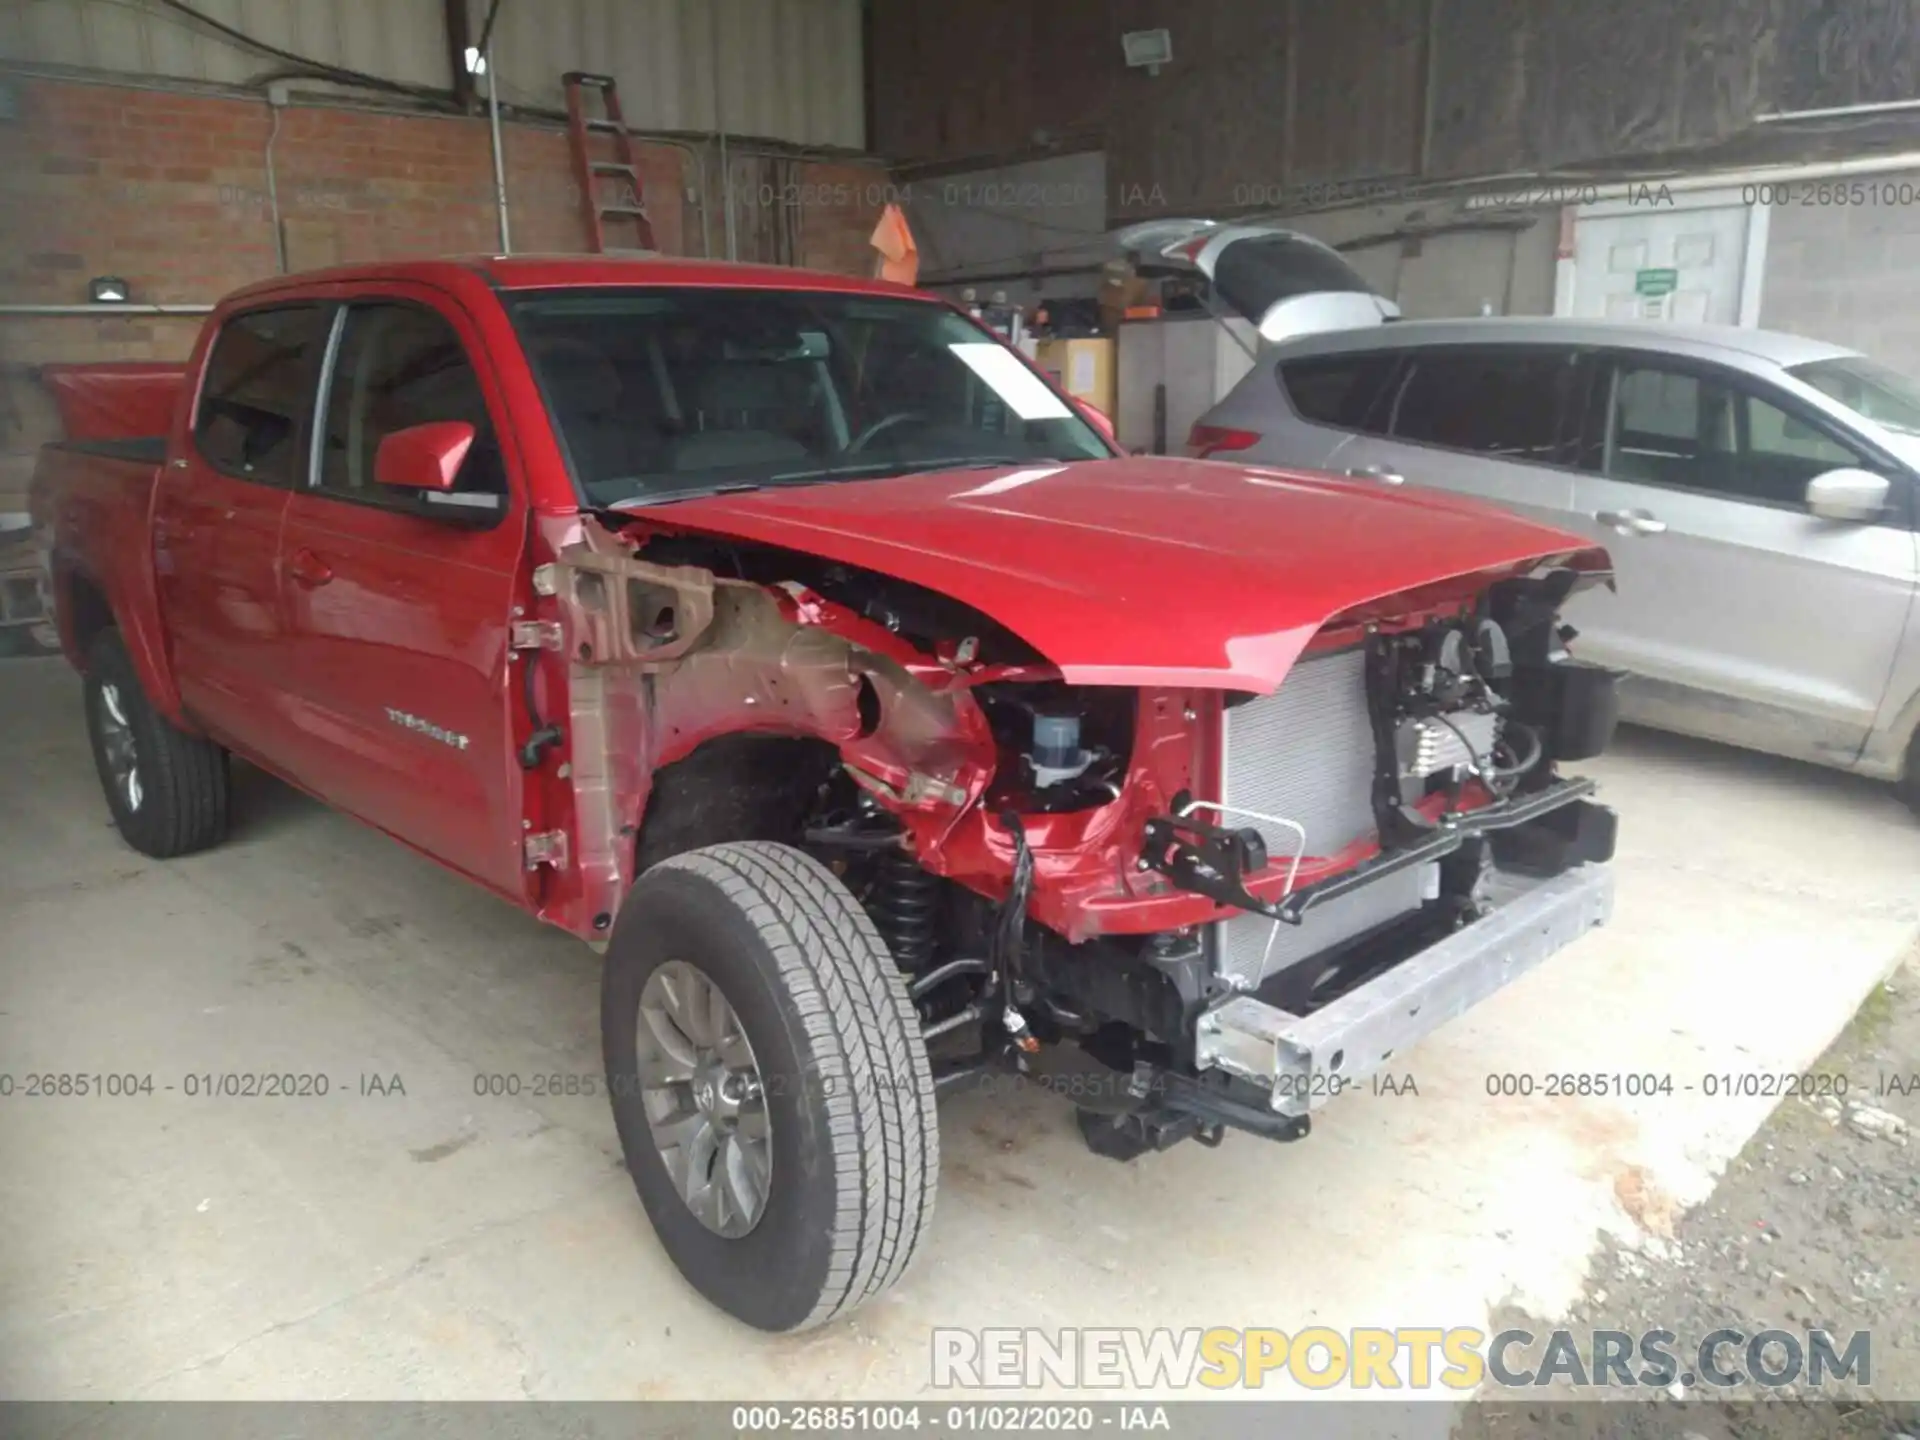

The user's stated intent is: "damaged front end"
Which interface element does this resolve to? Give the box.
[524,512,1620,1160]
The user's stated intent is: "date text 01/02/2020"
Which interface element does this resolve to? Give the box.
[0,1072,405,1097]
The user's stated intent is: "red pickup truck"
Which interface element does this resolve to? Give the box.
[33,255,1620,1332]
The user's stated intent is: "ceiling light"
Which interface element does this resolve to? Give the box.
[1121,28,1173,76]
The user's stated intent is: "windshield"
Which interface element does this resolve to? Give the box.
[510,288,1111,506]
[1789,354,1920,437]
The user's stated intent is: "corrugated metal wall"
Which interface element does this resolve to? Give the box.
[0,0,864,148]
[876,0,1920,220]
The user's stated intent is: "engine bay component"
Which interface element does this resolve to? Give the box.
[971,681,1132,813]
[1395,710,1501,784]
[1141,794,1295,924]
[1029,711,1094,788]
[1366,611,1552,845]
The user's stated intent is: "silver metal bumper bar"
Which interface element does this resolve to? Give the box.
[1193,864,1615,1118]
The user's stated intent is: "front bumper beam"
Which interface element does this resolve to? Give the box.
[1192,863,1615,1118]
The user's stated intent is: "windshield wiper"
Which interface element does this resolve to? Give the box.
[606,455,1094,508]
[766,456,1075,485]
[607,480,766,509]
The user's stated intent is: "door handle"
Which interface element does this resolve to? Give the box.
[287,548,334,587]
[1346,464,1406,486]
[1595,508,1668,536]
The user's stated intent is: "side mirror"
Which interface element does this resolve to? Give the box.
[1070,395,1118,447]
[374,421,474,492]
[1805,467,1890,523]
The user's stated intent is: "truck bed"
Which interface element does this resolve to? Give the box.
[30,440,168,669]
[39,363,186,444]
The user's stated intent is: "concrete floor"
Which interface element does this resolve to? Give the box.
[3,653,1918,1401]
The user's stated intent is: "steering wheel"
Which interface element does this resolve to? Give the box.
[847,411,930,454]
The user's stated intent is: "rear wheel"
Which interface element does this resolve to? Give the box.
[601,841,938,1331]
[1900,731,1920,820]
[83,630,229,858]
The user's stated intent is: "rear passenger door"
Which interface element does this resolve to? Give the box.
[1562,353,1916,764]
[1321,345,1587,531]
[274,292,529,897]
[159,304,328,761]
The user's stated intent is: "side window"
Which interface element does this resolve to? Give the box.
[316,303,506,504]
[1736,390,1872,506]
[194,306,329,483]
[1388,349,1573,461]
[1277,353,1397,434]
[1603,360,1869,507]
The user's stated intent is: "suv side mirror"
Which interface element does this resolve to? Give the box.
[375,421,474,492]
[1805,467,1890,523]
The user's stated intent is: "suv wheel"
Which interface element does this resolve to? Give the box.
[1897,728,1920,820]
[601,841,939,1331]
[83,630,229,858]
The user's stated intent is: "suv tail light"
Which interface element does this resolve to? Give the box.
[1187,424,1262,460]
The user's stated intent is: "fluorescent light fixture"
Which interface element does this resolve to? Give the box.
[463,45,486,75]
[1121,28,1173,75]
[950,344,1071,421]
[88,276,129,303]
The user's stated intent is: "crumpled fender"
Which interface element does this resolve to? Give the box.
[527,514,1003,936]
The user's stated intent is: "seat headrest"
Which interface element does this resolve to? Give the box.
[534,338,622,414]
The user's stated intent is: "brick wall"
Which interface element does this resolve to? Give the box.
[0,74,888,511]
[1759,173,1920,377]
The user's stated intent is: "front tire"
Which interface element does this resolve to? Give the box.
[83,630,229,858]
[601,841,939,1332]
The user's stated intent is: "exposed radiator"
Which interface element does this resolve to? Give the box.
[1214,862,1437,991]
[1219,648,1376,861]
[1212,648,1427,990]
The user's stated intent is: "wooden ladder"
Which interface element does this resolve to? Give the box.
[562,72,656,254]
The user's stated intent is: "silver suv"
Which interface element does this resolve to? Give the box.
[1153,224,1920,805]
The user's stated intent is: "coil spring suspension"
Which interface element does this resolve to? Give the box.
[871,849,939,971]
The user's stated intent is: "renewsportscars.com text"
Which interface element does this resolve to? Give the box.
[930,1326,1870,1391]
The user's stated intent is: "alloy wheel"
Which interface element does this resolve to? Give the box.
[97,681,143,813]
[636,959,773,1237]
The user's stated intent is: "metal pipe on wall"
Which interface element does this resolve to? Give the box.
[262,88,289,273]
[710,8,735,260]
[0,305,215,315]
[1416,0,1442,177]
[1755,97,1920,125]
[486,33,511,253]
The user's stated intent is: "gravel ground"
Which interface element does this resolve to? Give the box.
[1458,953,1920,1440]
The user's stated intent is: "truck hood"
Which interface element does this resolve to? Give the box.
[629,456,1606,691]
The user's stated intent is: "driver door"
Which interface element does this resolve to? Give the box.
[273,290,529,897]
[1563,353,1918,765]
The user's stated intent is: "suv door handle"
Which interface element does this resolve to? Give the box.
[287,548,334,587]
[1595,508,1667,536]
[1346,465,1406,486]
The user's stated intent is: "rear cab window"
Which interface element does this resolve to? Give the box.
[193,305,331,484]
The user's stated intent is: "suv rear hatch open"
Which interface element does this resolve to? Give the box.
[1114,219,1398,344]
